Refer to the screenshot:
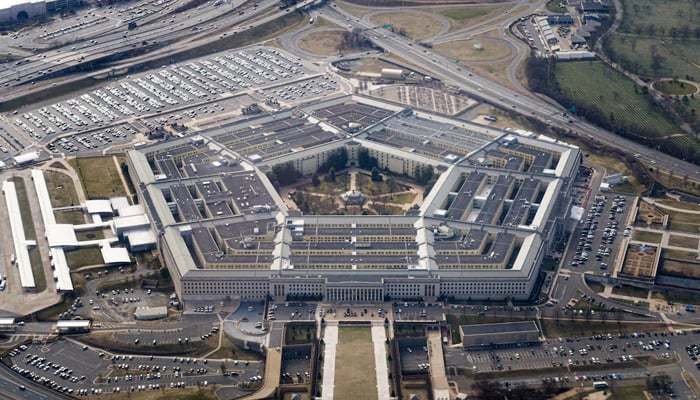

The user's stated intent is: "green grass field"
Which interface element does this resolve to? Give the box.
[335,327,377,400]
[554,60,678,136]
[631,230,662,243]
[69,157,126,199]
[605,34,700,79]
[618,0,700,36]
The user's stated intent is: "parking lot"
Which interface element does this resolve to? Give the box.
[445,329,700,398]
[3,46,333,157]
[280,345,312,385]
[80,287,169,323]
[565,189,635,279]
[2,338,258,397]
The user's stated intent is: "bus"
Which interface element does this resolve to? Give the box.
[592,381,609,390]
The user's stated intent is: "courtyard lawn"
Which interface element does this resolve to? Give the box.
[44,171,80,208]
[335,327,377,400]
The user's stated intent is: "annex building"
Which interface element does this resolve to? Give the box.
[127,95,581,304]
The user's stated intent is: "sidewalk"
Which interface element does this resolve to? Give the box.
[321,321,339,400]
[371,323,390,400]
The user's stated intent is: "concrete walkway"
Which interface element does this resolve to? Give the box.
[371,323,390,400]
[321,321,339,400]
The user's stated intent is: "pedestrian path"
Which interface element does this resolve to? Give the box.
[321,322,339,400]
[371,323,390,400]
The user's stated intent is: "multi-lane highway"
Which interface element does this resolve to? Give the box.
[317,2,699,179]
[1,0,698,178]
[0,0,283,91]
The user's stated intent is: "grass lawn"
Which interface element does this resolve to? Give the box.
[90,385,218,400]
[546,0,567,13]
[652,289,700,305]
[607,385,648,400]
[466,58,518,91]
[298,174,351,195]
[668,234,700,249]
[631,230,662,243]
[54,209,86,225]
[370,203,405,215]
[80,331,223,357]
[653,80,697,95]
[369,11,442,41]
[28,247,47,292]
[554,60,678,137]
[662,248,699,262]
[611,285,649,299]
[667,210,700,233]
[65,248,104,269]
[433,37,511,62]
[436,5,510,32]
[298,30,346,55]
[44,171,80,208]
[76,229,105,241]
[374,192,416,204]
[68,156,126,199]
[657,199,700,211]
[587,281,606,293]
[335,327,377,400]
[12,177,36,241]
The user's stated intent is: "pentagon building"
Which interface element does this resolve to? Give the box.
[126,95,581,304]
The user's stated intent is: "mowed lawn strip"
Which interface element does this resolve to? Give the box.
[335,327,377,400]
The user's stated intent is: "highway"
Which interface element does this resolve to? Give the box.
[316,2,699,180]
[0,0,281,91]
[1,0,698,178]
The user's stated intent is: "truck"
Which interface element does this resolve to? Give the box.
[592,381,609,389]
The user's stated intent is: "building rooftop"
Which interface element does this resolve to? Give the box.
[460,321,539,336]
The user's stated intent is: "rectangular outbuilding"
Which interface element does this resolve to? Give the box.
[56,320,91,334]
[459,321,540,349]
[134,306,168,320]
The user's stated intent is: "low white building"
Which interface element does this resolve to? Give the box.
[134,306,168,320]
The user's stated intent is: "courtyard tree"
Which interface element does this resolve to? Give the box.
[371,167,382,182]
[311,173,320,186]
[327,167,336,183]
[358,148,378,170]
